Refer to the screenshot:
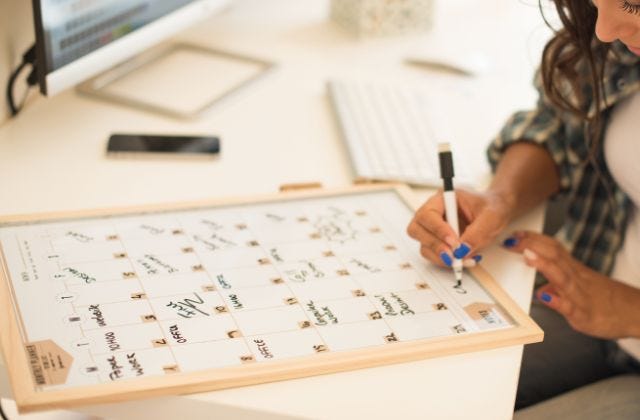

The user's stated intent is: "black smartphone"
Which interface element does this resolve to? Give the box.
[107,134,220,158]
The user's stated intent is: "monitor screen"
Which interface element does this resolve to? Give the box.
[39,0,196,73]
[32,0,229,95]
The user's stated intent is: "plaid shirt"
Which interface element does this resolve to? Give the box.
[488,41,640,275]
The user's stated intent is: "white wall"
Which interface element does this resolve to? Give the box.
[0,0,35,125]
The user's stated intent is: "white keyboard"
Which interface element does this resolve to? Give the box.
[327,79,470,187]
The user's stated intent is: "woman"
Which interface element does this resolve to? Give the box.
[407,0,640,417]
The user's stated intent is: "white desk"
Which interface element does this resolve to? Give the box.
[0,0,550,418]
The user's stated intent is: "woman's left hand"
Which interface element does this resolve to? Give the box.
[503,231,640,340]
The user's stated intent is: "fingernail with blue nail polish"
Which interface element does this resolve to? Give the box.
[440,252,453,267]
[453,243,470,259]
[503,237,518,248]
[473,255,483,263]
[541,292,552,303]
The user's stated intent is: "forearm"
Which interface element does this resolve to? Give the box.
[488,142,560,219]
[615,282,640,338]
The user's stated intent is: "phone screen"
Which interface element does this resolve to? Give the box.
[107,134,220,156]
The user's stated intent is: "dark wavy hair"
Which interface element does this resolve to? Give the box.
[540,0,623,224]
[542,0,620,202]
[541,0,610,131]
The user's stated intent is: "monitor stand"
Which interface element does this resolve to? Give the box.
[76,43,274,119]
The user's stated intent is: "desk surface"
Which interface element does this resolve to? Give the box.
[0,0,550,418]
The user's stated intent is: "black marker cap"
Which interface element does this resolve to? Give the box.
[438,143,455,179]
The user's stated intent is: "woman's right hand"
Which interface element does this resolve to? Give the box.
[406,189,516,267]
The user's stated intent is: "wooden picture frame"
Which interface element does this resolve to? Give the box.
[0,184,543,412]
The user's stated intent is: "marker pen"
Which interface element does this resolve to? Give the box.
[438,143,463,286]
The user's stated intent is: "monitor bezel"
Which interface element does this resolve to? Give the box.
[31,0,48,95]
[30,0,230,96]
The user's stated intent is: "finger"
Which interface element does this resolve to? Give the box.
[456,192,474,230]
[508,232,594,301]
[407,218,441,245]
[420,245,450,268]
[523,248,576,295]
[462,254,483,268]
[534,286,574,318]
[535,282,559,296]
[456,210,501,258]
[407,220,453,265]
[414,193,459,248]
[503,231,568,260]
[504,231,575,276]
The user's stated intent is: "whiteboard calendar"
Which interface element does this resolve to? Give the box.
[0,185,542,412]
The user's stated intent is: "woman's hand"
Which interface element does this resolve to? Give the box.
[504,231,640,339]
[407,189,516,268]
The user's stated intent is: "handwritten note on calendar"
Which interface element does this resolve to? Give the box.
[0,187,531,410]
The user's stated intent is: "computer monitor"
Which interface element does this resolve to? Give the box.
[31,0,230,96]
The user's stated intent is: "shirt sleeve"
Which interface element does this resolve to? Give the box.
[486,69,574,195]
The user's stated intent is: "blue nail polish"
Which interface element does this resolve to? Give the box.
[473,255,483,263]
[503,237,518,248]
[440,252,453,267]
[541,292,552,303]
[453,243,470,259]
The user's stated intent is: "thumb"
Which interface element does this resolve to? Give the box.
[458,209,503,254]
